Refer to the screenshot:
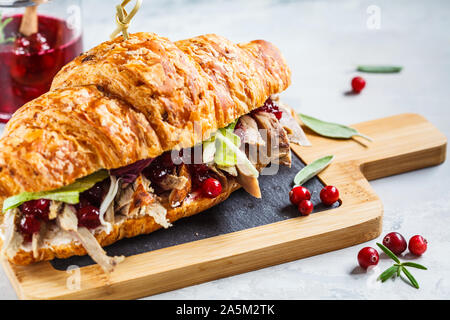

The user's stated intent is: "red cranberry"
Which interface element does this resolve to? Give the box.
[19,214,41,235]
[357,247,379,269]
[252,98,283,120]
[351,76,366,93]
[408,235,427,256]
[289,186,311,206]
[383,232,407,255]
[298,199,313,216]
[202,178,222,198]
[320,185,340,206]
[20,199,50,221]
[77,205,101,229]
[14,32,50,55]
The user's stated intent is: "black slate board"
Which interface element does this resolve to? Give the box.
[51,154,339,270]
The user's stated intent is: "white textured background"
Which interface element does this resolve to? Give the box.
[0,0,449,299]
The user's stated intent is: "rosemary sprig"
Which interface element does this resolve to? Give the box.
[376,243,427,289]
[0,11,15,44]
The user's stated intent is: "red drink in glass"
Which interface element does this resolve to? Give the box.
[0,14,82,123]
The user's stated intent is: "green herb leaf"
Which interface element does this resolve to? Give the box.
[376,242,400,264]
[0,12,15,44]
[378,265,398,282]
[357,65,403,73]
[299,114,372,142]
[293,155,334,186]
[401,266,420,289]
[2,170,109,213]
[402,262,428,270]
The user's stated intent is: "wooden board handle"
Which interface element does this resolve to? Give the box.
[296,113,447,181]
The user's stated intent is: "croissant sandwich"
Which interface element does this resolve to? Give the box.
[0,32,309,272]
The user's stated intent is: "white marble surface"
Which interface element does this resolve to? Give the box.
[0,0,449,299]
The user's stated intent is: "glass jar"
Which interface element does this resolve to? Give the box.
[0,0,83,123]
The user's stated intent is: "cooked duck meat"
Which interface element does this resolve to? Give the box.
[236,166,261,198]
[1,209,24,260]
[252,111,292,167]
[127,175,158,214]
[209,165,229,191]
[32,223,47,259]
[235,115,266,146]
[57,205,124,273]
[168,164,192,208]
[278,104,311,146]
[114,174,171,227]
[159,173,188,191]
[75,227,124,273]
[116,175,154,215]
[49,201,63,220]
[104,203,115,224]
[115,185,134,215]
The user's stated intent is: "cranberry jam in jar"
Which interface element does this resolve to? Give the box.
[0,0,82,123]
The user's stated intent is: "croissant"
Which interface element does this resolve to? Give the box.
[0,32,302,271]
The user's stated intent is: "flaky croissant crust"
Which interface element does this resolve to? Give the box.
[0,32,290,203]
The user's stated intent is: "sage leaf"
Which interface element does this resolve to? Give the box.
[293,155,334,186]
[376,243,400,264]
[357,65,403,73]
[402,262,428,270]
[299,114,372,142]
[378,265,398,282]
[401,267,420,289]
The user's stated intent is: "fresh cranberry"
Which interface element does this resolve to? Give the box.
[298,199,313,216]
[382,232,407,255]
[77,205,101,229]
[289,186,311,206]
[20,199,50,221]
[19,214,41,235]
[252,98,283,120]
[408,235,428,256]
[351,76,366,93]
[357,247,379,269]
[320,185,339,206]
[202,178,222,198]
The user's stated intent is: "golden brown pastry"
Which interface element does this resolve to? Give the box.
[0,32,304,271]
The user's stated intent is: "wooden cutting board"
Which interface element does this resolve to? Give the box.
[1,113,446,299]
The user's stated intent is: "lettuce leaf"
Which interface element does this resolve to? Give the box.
[2,170,109,213]
[215,131,259,177]
[202,119,258,177]
[214,129,241,166]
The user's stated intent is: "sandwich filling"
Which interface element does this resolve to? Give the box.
[0,96,309,272]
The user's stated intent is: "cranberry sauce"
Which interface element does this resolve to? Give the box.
[18,199,51,242]
[17,178,110,240]
[143,149,216,194]
[251,97,283,120]
[0,14,83,122]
